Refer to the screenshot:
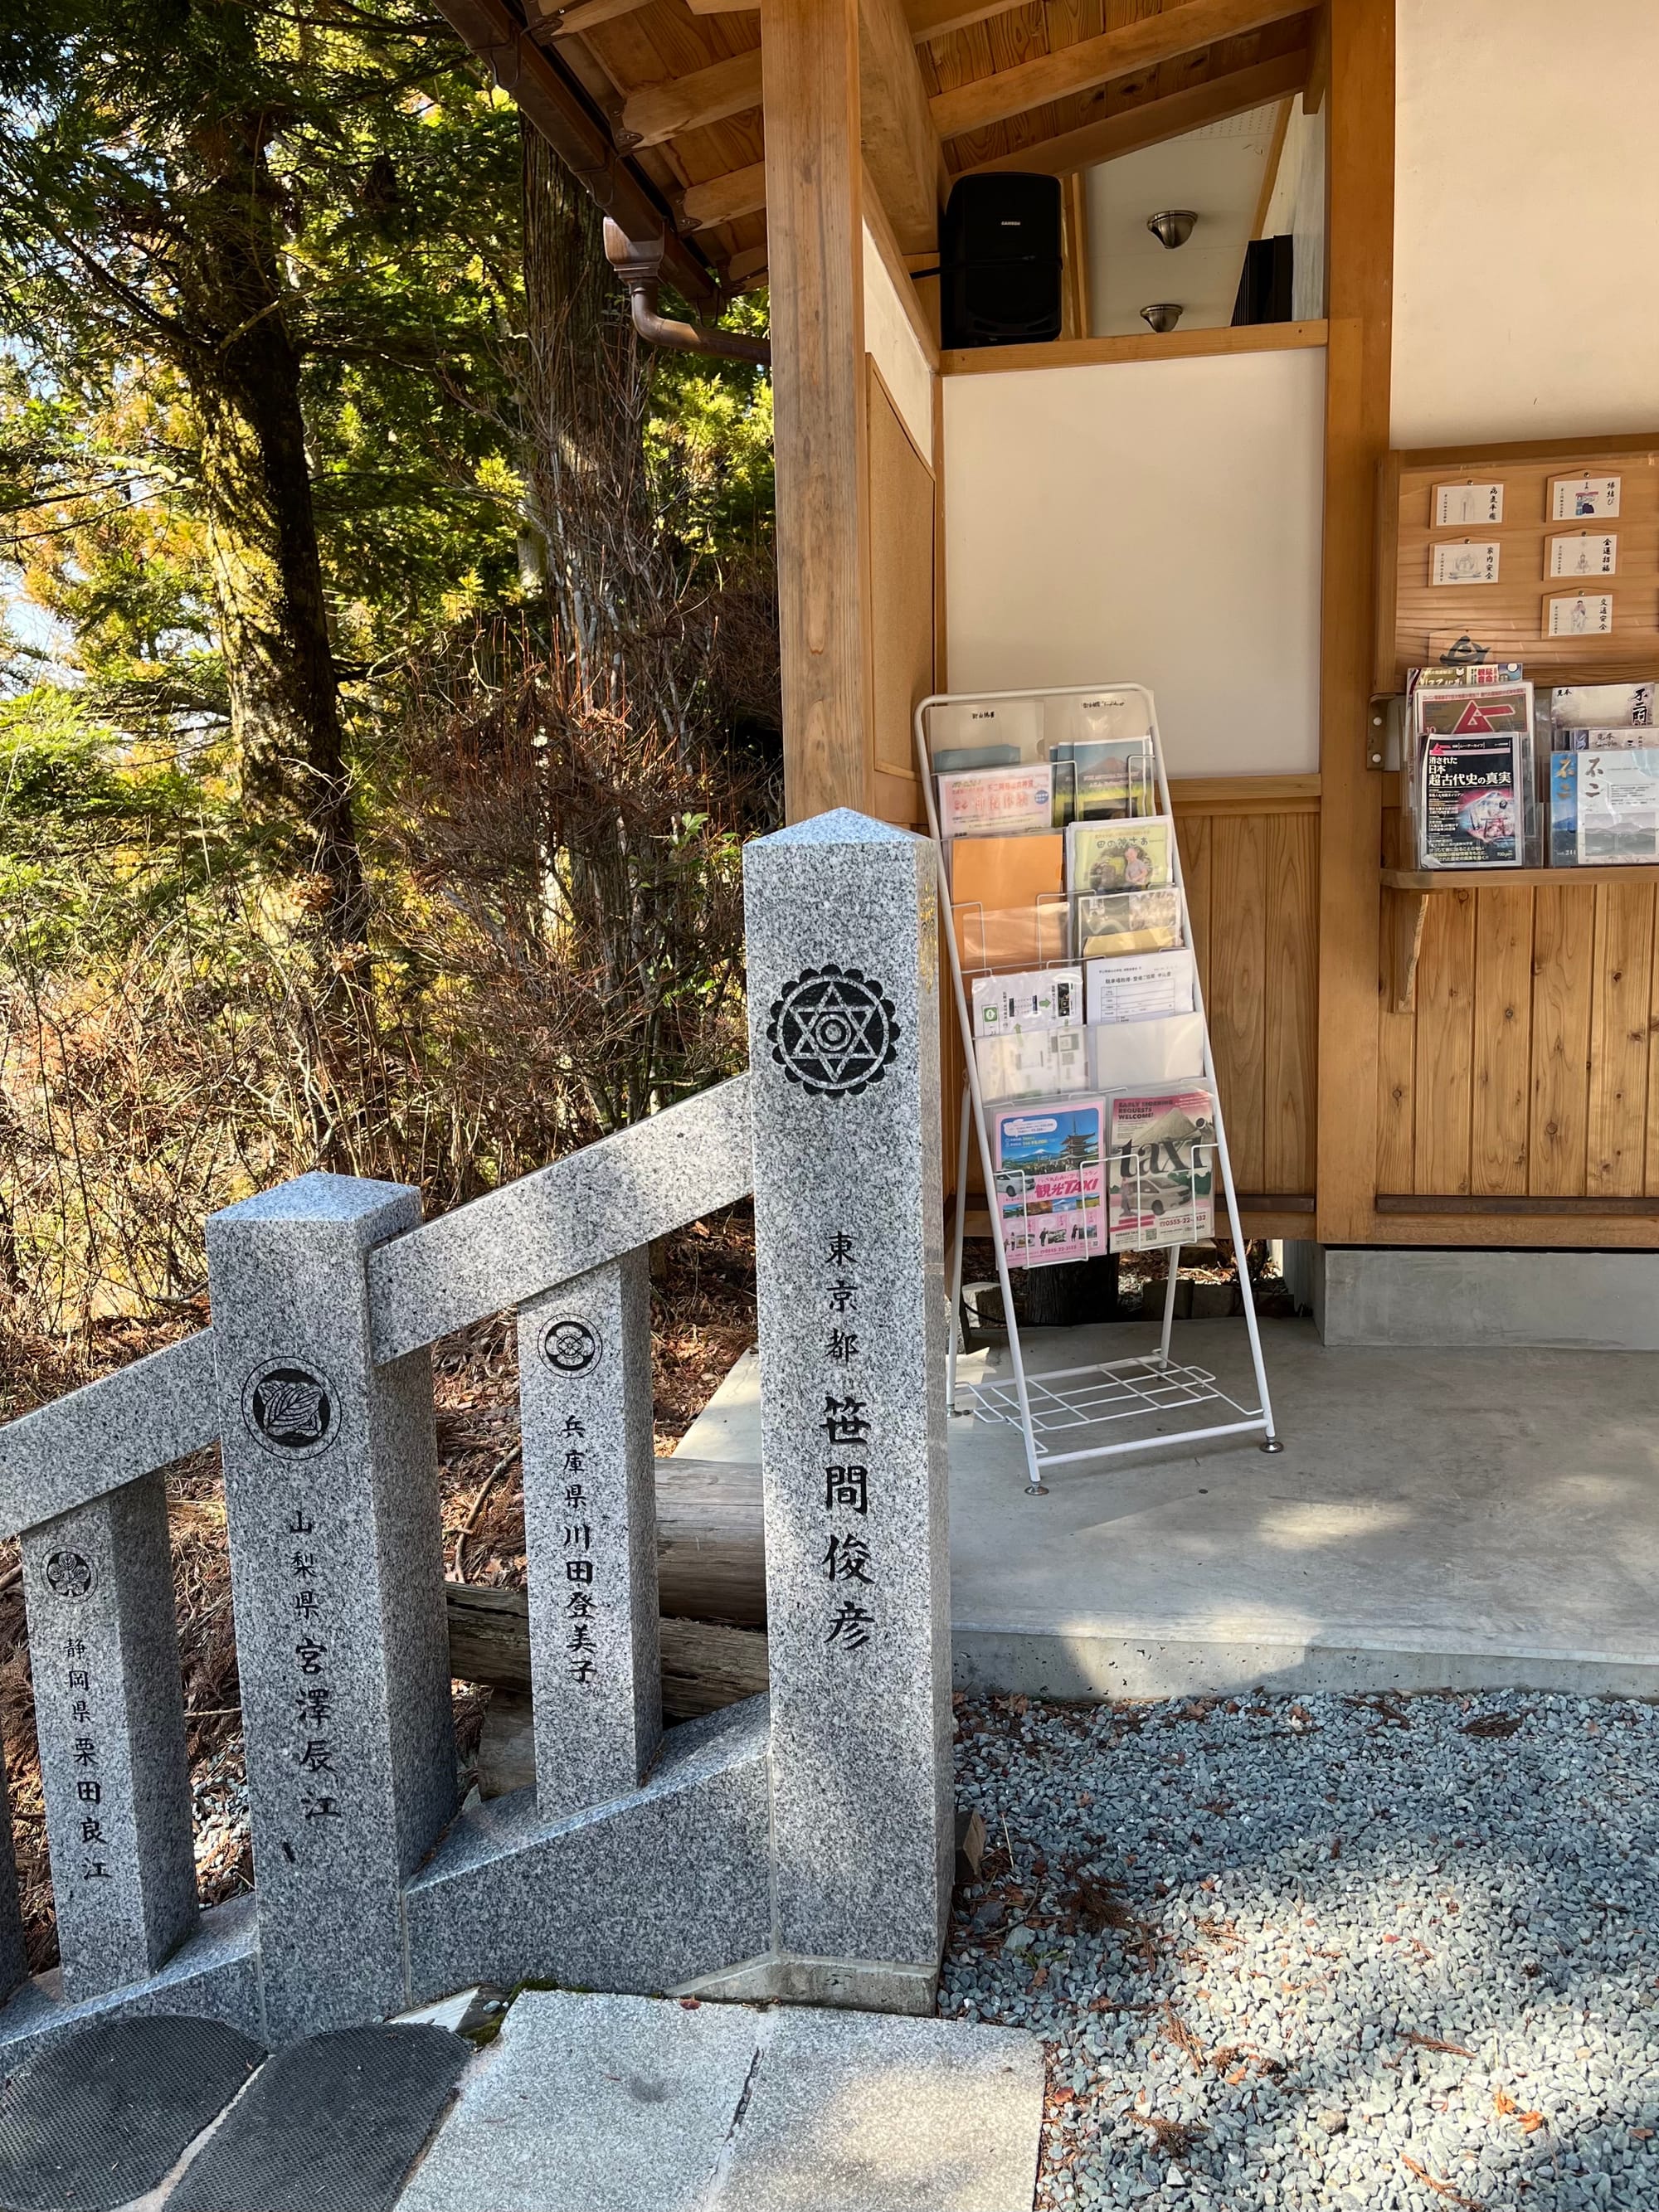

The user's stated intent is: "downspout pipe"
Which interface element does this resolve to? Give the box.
[603,220,771,368]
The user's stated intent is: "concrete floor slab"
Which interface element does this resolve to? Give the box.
[681,1320,1659,1698]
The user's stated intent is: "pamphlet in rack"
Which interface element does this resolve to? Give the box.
[915,681,1282,1486]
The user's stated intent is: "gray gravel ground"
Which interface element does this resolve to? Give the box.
[941,1689,1659,2212]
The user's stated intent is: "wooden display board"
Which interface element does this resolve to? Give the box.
[1374,430,1659,694]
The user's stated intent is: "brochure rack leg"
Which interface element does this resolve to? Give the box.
[946,1078,971,1413]
[1157,1243,1180,1369]
[1214,1102,1286,1455]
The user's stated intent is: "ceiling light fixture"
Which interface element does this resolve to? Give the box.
[1146,210,1198,250]
[1139,302,1183,333]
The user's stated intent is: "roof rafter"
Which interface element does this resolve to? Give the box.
[963,44,1311,178]
[620,48,764,148]
[930,0,1319,143]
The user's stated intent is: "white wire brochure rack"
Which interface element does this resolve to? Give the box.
[915,681,1282,1495]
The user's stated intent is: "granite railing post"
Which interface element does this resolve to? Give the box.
[20,1473,197,1999]
[742,809,952,2014]
[206,1174,455,2043]
[517,1250,661,1820]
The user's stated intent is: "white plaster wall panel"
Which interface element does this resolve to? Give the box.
[1393,0,1659,446]
[862,223,934,460]
[941,345,1326,775]
[1261,95,1326,323]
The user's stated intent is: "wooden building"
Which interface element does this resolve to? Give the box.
[435,0,1659,1259]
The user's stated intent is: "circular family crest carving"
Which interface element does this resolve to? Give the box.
[540,1316,602,1377]
[45,1550,94,1600]
[766,965,899,1100]
[241,1361,340,1459]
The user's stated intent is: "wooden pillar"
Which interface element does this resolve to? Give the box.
[761,0,873,821]
[1313,0,1394,1242]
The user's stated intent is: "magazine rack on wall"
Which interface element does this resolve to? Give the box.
[915,683,1282,1496]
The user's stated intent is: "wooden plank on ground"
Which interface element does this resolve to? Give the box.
[1208,814,1267,1193]
[1528,883,1595,1197]
[1587,880,1655,1197]
[1470,884,1533,1197]
[1411,885,1475,1193]
[1264,811,1317,1195]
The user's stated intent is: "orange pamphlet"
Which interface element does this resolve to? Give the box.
[951,833,1066,971]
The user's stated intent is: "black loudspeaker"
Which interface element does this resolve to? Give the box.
[1232,235,1295,327]
[941,173,1063,351]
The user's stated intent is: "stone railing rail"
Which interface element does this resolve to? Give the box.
[0,1077,754,1544]
[0,809,952,2064]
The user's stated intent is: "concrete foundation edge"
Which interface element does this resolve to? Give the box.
[952,1626,1659,1702]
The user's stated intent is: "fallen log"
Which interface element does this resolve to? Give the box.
[654,1456,764,1627]
[450,1584,767,1710]
[472,1619,770,1797]
[447,1453,768,1796]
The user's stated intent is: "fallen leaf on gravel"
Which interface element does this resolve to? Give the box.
[1406,2031,1473,2057]
[1129,2113,1205,2158]
[1401,2152,1485,2208]
[1030,1966,1048,1987]
[1462,1712,1525,1738]
[1160,2003,1209,2072]
[1494,2089,1544,2132]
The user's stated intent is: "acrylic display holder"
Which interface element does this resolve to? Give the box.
[917,682,1282,1495]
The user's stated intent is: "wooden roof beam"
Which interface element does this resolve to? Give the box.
[619,49,764,149]
[681,159,768,231]
[859,0,948,255]
[679,0,948,256]
[906,0,1030,41]
[431,0,719,302]
[964,46,1311,178]
[930,0,1319,143]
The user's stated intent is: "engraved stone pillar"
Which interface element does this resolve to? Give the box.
[20,1472,197,1998]
[743,809,951,2013]
[518,1250,661,1821]
[206,1174,454,2043]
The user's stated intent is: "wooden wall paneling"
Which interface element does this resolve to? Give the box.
[1381,437,1659,694]
[1645,892,1659,1197]
[1314,0,1393,1243]
[761,0,872,819]
[1528,886,1595,1198]
[1375,997,1417,1196]
[932,370,947,693]
[1181,814,1214,1005]
[1208,814,1268,1193]
[865,355,937,824]
[1586,881,1655,1197]
[1264,811,1318,1194]
[1469,885,1534,1198]
[1409,886,1475,1194]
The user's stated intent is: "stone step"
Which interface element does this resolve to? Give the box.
[396,1990,1045,2212]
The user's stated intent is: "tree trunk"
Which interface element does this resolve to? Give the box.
[519,119,689,730]
[184,90,366,949]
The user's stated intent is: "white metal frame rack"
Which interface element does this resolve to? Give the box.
[916,682,1282,1495]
